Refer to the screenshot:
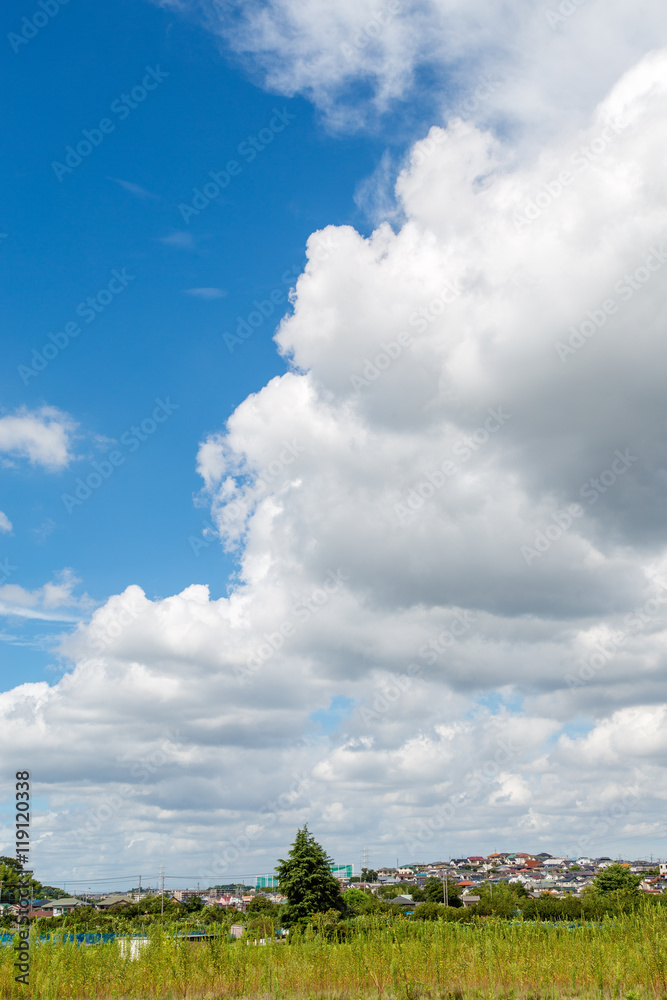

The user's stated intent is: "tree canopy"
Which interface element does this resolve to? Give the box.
[276,826,344,925]
[0,857,42,902]
[592,863,643,896]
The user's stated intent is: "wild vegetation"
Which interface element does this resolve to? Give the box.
[3,832,662,998]
[1,907,667,999]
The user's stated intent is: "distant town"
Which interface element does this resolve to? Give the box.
[7,851,667,919]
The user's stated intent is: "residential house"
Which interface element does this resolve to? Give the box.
[34,897,85,916]
[96,895,135,910]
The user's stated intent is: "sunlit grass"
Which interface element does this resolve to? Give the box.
[1,908,665,999]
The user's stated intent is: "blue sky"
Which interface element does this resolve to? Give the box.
[3,0,667,884]
[1,0,398,685]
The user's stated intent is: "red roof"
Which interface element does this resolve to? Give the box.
[457,880,475,886]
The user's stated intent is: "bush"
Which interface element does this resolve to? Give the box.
[412,901,446,921]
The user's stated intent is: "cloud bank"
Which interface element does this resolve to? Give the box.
[3,25,667,879]
[156,0,667,139]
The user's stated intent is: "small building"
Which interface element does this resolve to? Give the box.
[96,895,135,911]
[37,897,86,916]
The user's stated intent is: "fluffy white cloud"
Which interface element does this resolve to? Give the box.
[0,406,77,471]
[3,48,667,878]
[0,570,92,623]
[0,512,12,534]
[157,0,667,139]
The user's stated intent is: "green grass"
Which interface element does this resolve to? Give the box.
[2,909,666,999]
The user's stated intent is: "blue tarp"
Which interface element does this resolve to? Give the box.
[1,933,131,946]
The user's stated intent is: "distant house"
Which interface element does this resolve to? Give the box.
[461,895,481,908]
[215,895,245,910]
[389,895,415,905]
[34,897,85,916]
[96,895,135,911]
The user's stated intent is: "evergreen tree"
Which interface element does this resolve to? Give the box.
[276,826,344,925]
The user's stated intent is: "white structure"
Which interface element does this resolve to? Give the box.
[118,938,149,960]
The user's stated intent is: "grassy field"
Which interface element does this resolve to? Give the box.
[1,910,665,999]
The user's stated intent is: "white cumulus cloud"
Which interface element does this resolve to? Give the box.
[0,406,77,471]
[4,45,667,876]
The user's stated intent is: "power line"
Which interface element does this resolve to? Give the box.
[38,870,279,885]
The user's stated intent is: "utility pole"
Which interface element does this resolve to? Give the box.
[159,866,165,916]
[138,875,141,902]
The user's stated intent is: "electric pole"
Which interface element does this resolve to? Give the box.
[159,866,165,916]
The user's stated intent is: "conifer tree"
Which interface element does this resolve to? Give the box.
[276,826,344,925]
